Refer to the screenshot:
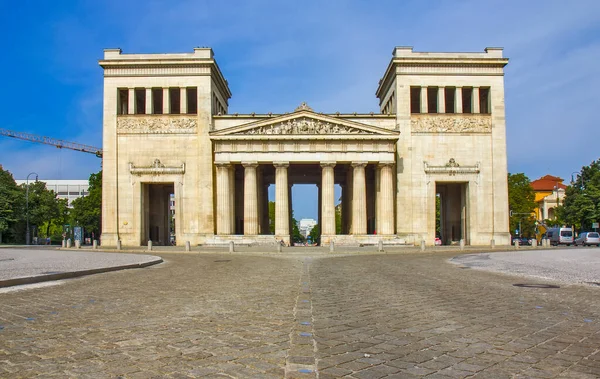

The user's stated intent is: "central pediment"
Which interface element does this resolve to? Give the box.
[211,108,398,138]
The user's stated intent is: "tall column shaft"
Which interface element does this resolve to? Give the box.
[378,162,395,235]
[257,166,264,234]
[162,87,169,114]
[229,165,236,233]
[321,163,336,236]
[375,165,381,233]
[145,88,152,115]
[274,163,290,240]
[472,87,480,114]
[216,163,232,235]
[351,162,367,235]
[420,86,428,113]
[243,162,259,235]
[455,87,463,114]
[438,86,445,114]
[128,88,135,115]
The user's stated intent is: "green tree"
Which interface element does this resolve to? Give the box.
[23,181,62,241]
[507,173,537,237]
[309,223,320,245]
[560,160,600,231]
[291,213,304,244]
[0,167,23,243]
[268,200,275,234]
[71,171,102,237]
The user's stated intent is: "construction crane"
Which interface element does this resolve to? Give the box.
[0,128,103,158]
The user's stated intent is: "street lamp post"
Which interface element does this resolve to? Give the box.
[25,172,39,245]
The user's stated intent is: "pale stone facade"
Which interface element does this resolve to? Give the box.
[99,46,510,247]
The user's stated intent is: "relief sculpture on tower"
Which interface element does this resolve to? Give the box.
[411,115,492,133]
[117,116,197,134]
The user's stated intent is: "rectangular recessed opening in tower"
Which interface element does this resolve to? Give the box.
[462,87,473,114]
[152,88,163,114]
[445,87,455,113]
[427,87,438,113]
[169,88,180,114]
[480,87,490,114]
[118,89,128,115]
[134,88,145,114]
[410,87,421,113]
[186,87,198,114]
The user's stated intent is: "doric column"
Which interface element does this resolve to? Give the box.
[455,87,463,114]
[321,162,336,236]
[128,88,135,115]
[351,162,367,235]
[274,162,290,240]
[162,87,169,114]
[438,86,445,114]
[257,166,264,234]
[180,87,188,114]
[243,162,259,235]
[229,165,236,233]
[420,86,428,113]
[378,162,395,235]
[262,184,270,234]
[145,88,152,115]
[216,163,232,235]
[375,165,381,234]
[472,87,480,114]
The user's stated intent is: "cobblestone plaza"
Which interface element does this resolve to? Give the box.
[1,251,599,378]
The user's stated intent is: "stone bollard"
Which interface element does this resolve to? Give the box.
[75,240,81,249]
[490,239,496,249]
[93,240,98,249]
[378,240,384,252]
[148,240,153,251]
[66,239,72,248]
[420,240,426,251]
[330,240,335,253]
[514,239,520,249]
[62,239,66,248]
[229,241,235,253]
[459,239,465,250]
[532,239,537,247]
[116,240,122,250]
[185,241,190,252]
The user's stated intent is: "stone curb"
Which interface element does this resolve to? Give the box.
[0,257,163,288]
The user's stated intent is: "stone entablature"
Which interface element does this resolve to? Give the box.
[411,114,492,134]
[117,115,197,134]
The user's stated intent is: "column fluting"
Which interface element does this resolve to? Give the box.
[243,162,259,235]
[351,162,367,235]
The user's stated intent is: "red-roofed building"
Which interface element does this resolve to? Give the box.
[531,175,566,220]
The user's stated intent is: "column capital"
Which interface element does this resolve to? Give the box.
[215,162,231,168]
[273,161,289,168]
[378,161,395,168]
[421,85,428,88]
[351,161,368,168]
[242,161,258,168]
[320,161,336,168]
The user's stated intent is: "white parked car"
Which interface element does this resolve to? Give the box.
[574,232,600,247]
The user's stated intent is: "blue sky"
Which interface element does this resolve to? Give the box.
[1,0,599,220]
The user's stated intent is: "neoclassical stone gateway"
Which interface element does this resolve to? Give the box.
[99,46,510,247]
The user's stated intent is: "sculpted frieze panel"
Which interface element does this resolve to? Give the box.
[117,116,197,134]
[236,117,373,135]
[411,115,492,133]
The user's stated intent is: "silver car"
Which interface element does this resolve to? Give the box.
[575,232,600,247]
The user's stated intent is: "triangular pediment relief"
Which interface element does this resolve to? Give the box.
[211,110,398,137]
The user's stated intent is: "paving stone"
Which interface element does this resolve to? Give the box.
[1,251,600,377]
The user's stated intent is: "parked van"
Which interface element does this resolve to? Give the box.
[546,227,574,246]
